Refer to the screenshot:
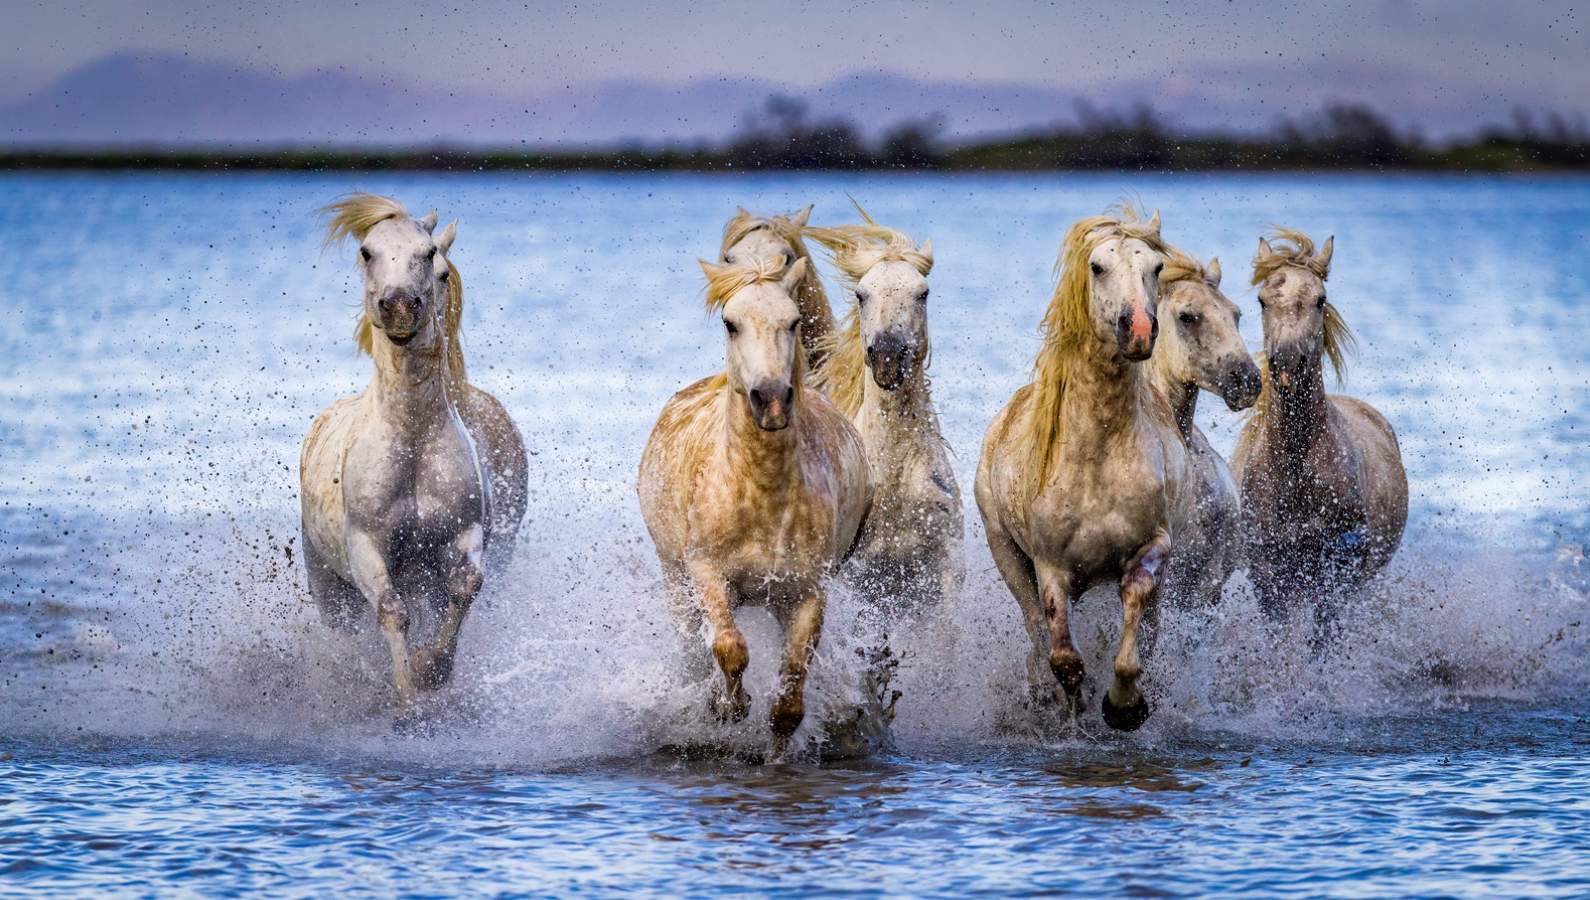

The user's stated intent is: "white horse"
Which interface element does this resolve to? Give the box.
[720,206,836,369]
[1148,247,1262,605]
[637,257,870,759]
[806,207,962,611]
[300,194,527,720]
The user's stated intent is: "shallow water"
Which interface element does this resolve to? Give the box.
[2,172,1588,894]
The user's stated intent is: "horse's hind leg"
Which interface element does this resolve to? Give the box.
[1104,532,1170,732]
[985,521,1065,710]
[770,588,825,760]
[412,525,485,690]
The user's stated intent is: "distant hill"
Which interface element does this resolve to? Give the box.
[0,52,1565,148]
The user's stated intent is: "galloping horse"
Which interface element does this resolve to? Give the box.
[1148,246,1262,605]
[719,206,836,368]
[637,257,870,758]
[806,206,962,610]
[1233,229,1407,623]
[301,194,527,720]
[975,208,1189,731]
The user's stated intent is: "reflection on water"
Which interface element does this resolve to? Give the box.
[1,172,1588,893]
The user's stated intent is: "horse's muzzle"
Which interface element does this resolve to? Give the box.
[1219,358,1264,410]
[378,292,425,340]
[1117,308,1158,361]
[748,381,794,431]
[866,331,915,391]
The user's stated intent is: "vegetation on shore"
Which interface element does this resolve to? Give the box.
[3,98,1584,173]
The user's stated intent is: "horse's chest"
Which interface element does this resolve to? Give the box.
[1026,462,1166,569]
[693,479,833,580]
[345,428,484,537]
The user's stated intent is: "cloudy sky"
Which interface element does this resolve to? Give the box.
[3,0,1584,143]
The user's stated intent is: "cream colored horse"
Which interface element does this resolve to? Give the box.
[720,206,836,368]
[806,207,961,610]
[1149,247,1262,605]
[301,194,527,721]
[1233,229,1407,622]
[975,208,1189,731]
[637,257,870,758]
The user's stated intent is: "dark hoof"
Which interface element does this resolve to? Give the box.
[1101,692,1150,731]
[711,687,750,725]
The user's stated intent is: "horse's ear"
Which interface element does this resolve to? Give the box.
[1315,236,1334,273]
[1257,237,1273,258]
[417,210,439,233]
[436,220,457,255]
[919,238,934,272]
[788,204,813,229]
[780,257,808,294]
[1147,208,1161,238]
[1206,256,1222,287]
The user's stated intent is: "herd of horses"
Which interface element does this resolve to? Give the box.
[298,192,1408,754]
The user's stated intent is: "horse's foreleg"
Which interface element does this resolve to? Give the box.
[347,529,416,718]
[1036,564,1085,713]
[770,588,825,759]
[412,524,485,690]
[688,562,749,723]
[1104,531,1170,731]
[983,521,1053,708]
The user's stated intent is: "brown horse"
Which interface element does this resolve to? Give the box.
[719,206,836,369]
[637,257,871,759]
[975,208,1190,731]
[1232,229,1408,625]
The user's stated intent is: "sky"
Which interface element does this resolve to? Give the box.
[2,0,1585,142]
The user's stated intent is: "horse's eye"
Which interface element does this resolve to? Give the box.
[427,247,437,260]
[781,252,793,268]
[438,267,450,282]
[359,247,373,263]
[855,291,867,306]
[724,320,738,335]
[918,288,930,303]
[788,321,799,334]
[1090,262,1105,276]
[1178,311,1199,325]
[1315,294,1328,308]
[1153,263,1164,277]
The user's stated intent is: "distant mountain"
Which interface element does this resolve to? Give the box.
[0,52,1546,148]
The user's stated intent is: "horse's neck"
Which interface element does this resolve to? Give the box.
[859,367,939,465]
[1059,342,1153,450]
[1264,360,1330,467]
[370,338,457,434]
[719,384,800,487]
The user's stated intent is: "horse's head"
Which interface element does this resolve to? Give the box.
[356,211,456,350]
[1083,210,1164,361]
[1157,255,1262,410]
[703,257,808,431]
[721,205,812,272]
[1252,230,1343,387]
[854,250,933,391]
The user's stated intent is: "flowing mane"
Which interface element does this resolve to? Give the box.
[321,193,468,392]
[1159,244,1217,288]
[720,207,830,329]
[805,204,934,416]
[1015,209,1169,504]
[1248,227,1358,424]
[702,256,790,311]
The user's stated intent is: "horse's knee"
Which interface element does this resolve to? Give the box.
[448,562,484,603]
[713,628,748,678]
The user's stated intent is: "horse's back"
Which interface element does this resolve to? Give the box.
[459,383,529,563]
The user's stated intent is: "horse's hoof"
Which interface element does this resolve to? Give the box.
[711,688,750,725]
[392,707,427,735]
[410,648,455,691]
[1101,692,1151,732]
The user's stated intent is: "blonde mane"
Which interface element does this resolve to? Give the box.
[1248,227,1357,424]
[720,208,831,331]
[1015,209,1169,504]
[805,203,934,416]
[1159,244,1216,288]
[321,193,467,393]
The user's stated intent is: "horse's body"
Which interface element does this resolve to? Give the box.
[638,258,870,758]
[806,210,961,610]
[300,194,527,719]
[1147,250,1262,605]
[720,206,836,369]
[975,209,1190,731]
[1232,230,1406,620]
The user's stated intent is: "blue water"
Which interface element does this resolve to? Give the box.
[2,172,1588,895]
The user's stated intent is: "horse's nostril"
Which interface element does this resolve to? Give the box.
[780,385,794,407]
[1148,314,1159,339]
[749,388,766,408]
